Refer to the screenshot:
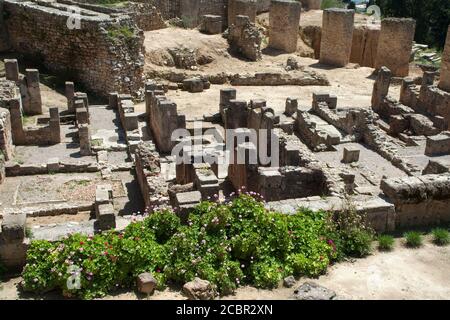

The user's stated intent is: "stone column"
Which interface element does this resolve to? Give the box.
[439,26,450,92]
[371,66,392,111]
[49,107,61,144]
[8,98,25,145]
[228,0,257,27]
[79,124,91,156]
[25,69,42,115]
[269,0,301,53]
[220,88,237,121]
[375,18,416,77]
[65,82,75,113]
[320,8,355,67]
[4,59,19,82]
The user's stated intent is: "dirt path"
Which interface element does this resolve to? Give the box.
[1,239,448,300]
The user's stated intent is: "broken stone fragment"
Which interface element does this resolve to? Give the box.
[137,272,157,295]
[182,277,216,300]
[293,282,336,300]
[283,276,296,288]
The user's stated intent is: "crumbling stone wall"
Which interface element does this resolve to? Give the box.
[227,15,263,61]
[375,18,416,77]
[134,141,170,209]
[0,0,10,51]
[3,0,144,97]
[0,79,16,161]
[381,174,450,227]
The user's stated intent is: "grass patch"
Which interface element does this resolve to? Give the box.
[107,25,135,40]
[377,234,394,251]
[404,231,423,248]
[431,228,450,246]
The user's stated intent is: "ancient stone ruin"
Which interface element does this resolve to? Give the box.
[0,0,449,300]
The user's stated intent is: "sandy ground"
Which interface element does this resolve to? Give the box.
[1,238,448,300]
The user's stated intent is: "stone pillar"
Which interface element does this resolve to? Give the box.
[49,107,61,144]
[25,69,42,115]
[371,66,392,112]
[228,0,257,27]
[375,18,416,77]
[4,59,19,82]
[320,8,355,67]
[109,92,118,110]
[65,82,75,113]
[8,98,25,145]
[268,0,301,53]
[439,26,450,92]
[220,88,237,121]
[79,124,91,156]
[0,211,29,271]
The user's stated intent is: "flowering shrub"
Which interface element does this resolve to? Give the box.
[21,194,372,299]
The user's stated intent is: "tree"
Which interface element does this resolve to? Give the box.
[375,0,450,49]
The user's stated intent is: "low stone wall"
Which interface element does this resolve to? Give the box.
[381,174,450,227]
[134,141,170,209]
[2,0,144,97]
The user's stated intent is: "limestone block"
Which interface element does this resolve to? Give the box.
[0,212,26,242]
[65,82,75,113]
[320,9,354,67]
[96,203,116,230]
[47,157,60,172]
[342,146,360,163]
[425,132,450,156]
[375,18,416,77]
[25,69,42,115]
[183,78,204,93]
[285,97,298,116]
[201,15,223,34]
[4,59,19,82]
[269,0,301,53]
[137,273,157,295]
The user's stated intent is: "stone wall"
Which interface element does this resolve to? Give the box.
[381,174,450,227]
[227,15,263,61]
[0,79,17,161]
[2,0,144,97]
[0,0,11,51]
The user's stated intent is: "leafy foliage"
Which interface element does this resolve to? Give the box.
[377,234,395,251]
[374,0,450,49]
[431,228,450,246]
[404,231,423,248]
[22,194,373,299]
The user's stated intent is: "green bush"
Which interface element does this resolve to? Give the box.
[21,194,373,299]
[377,235,395,251]
[321,0,346,9]
[404,231,423,248]
[431,228,450,246]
